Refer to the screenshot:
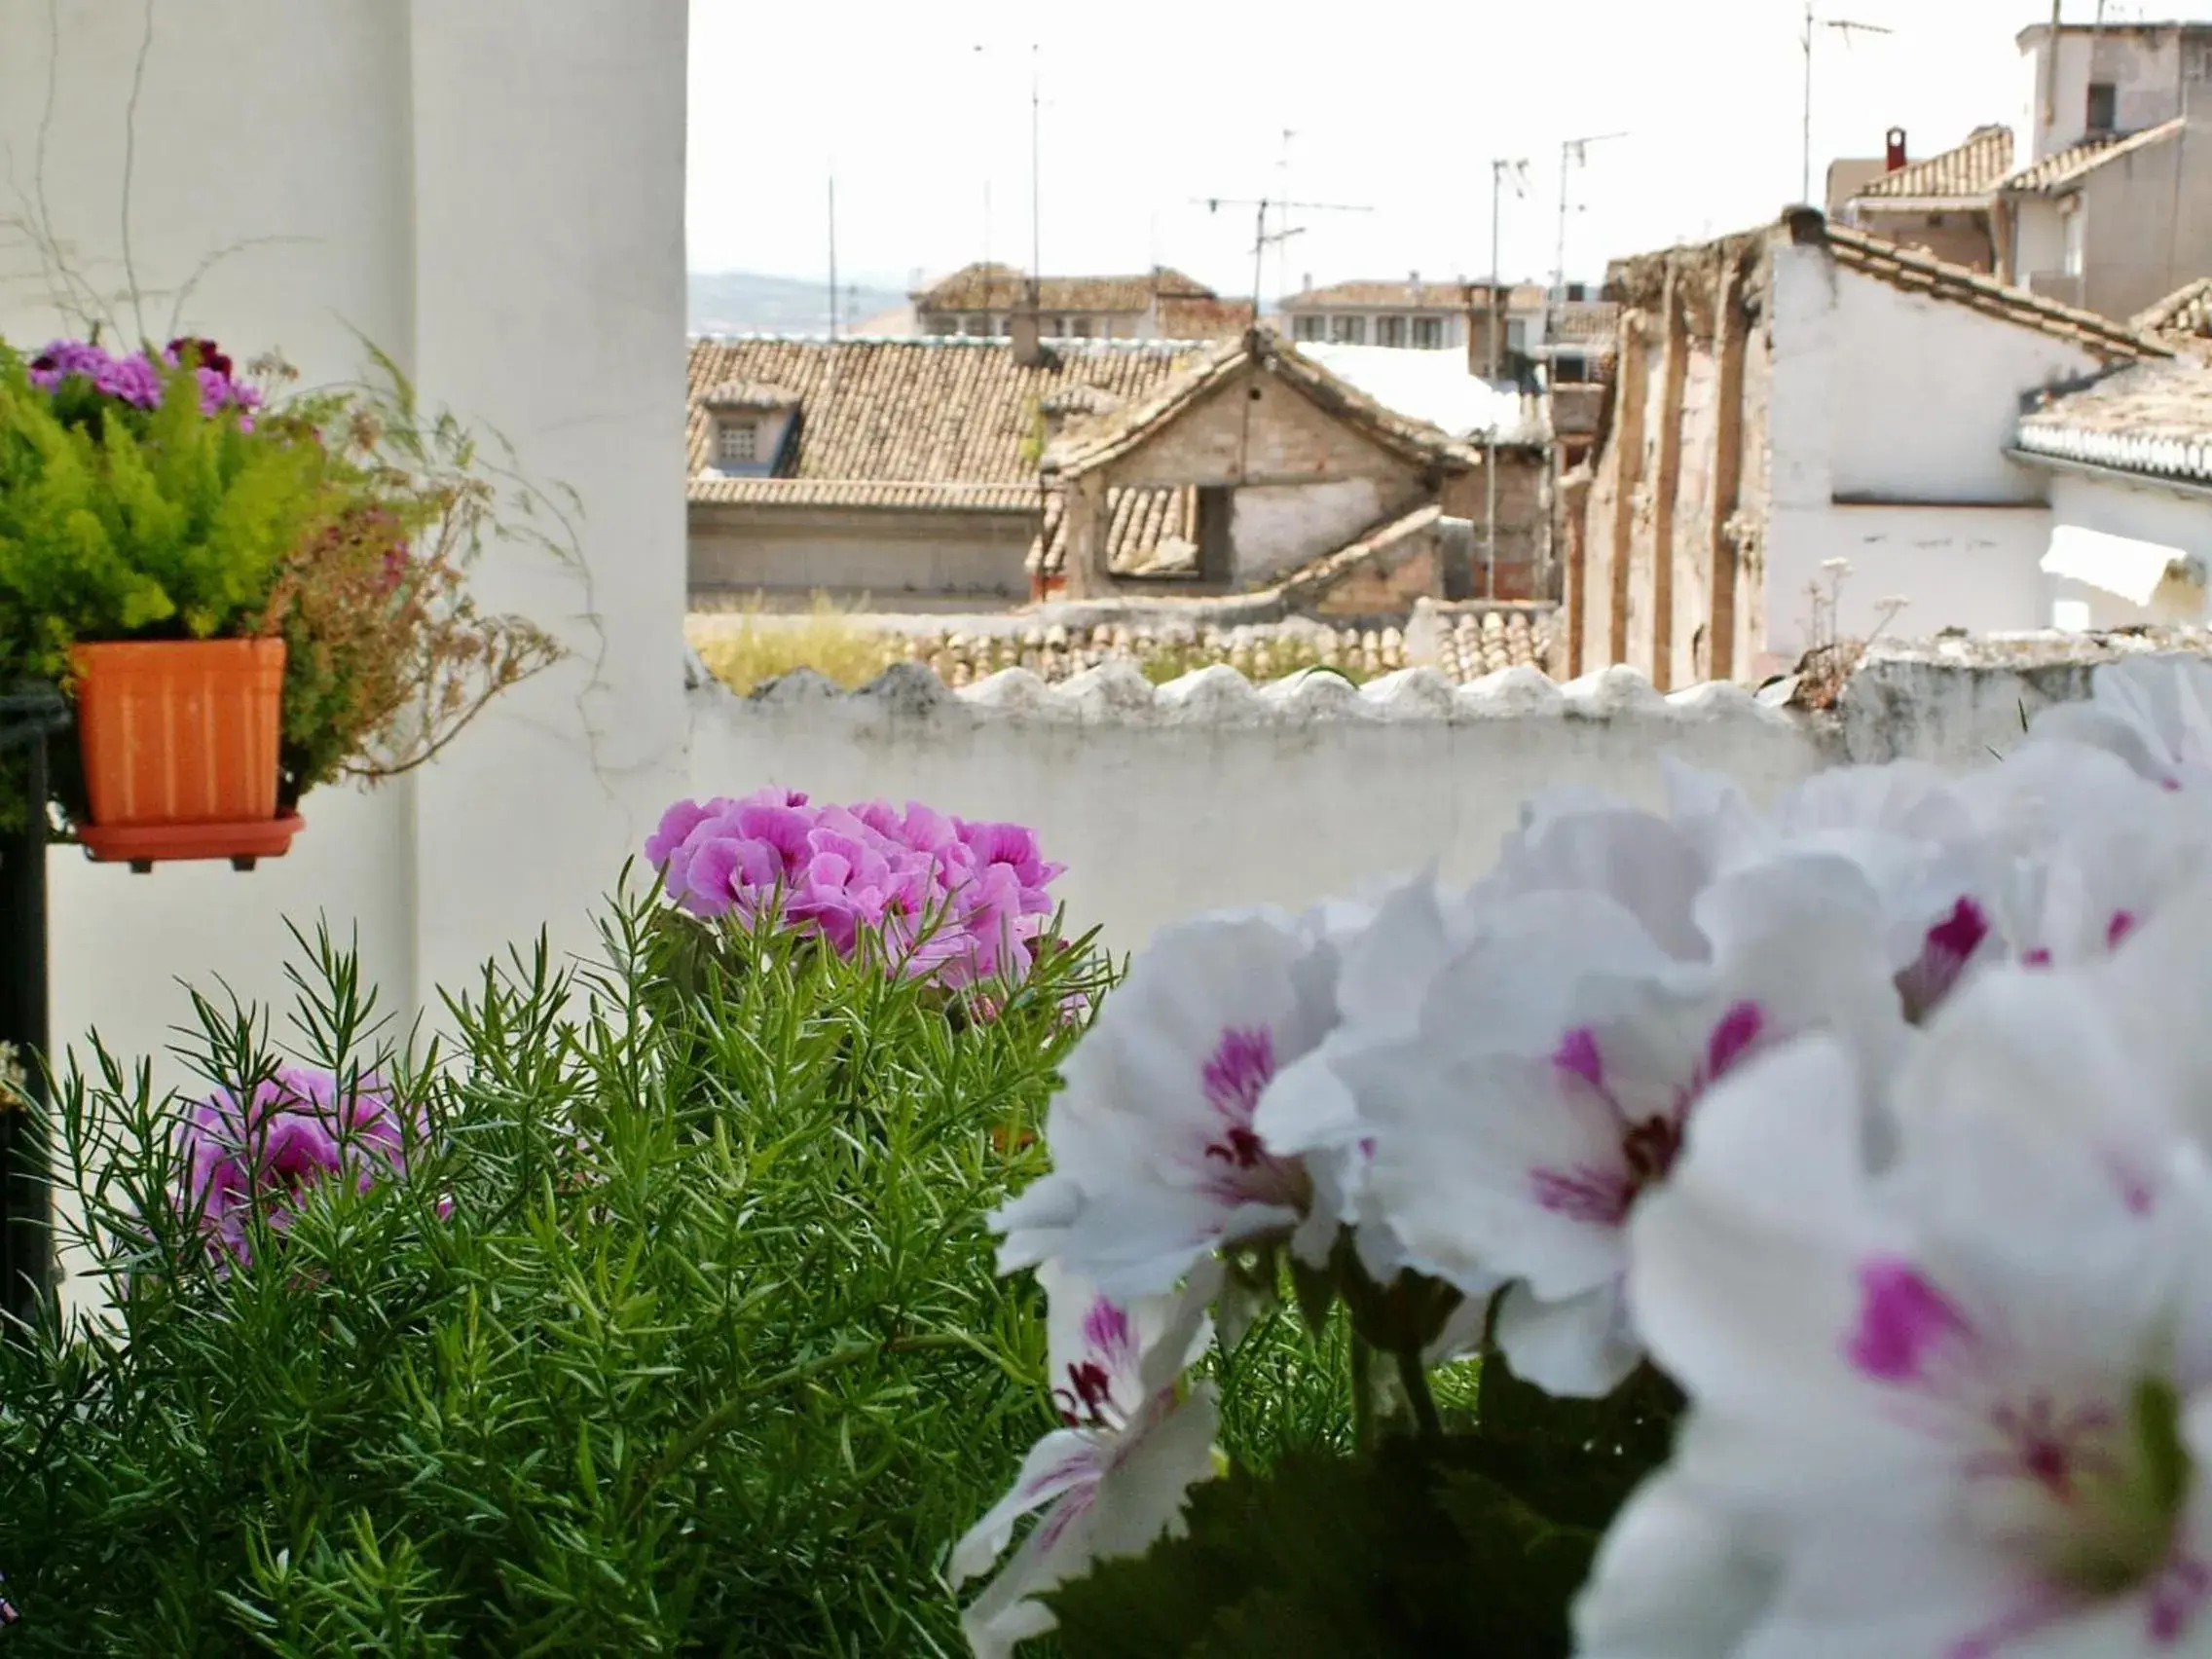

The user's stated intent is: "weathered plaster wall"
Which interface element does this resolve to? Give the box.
[2079,124,2212,325]
[687,506,1035,602]
[1577,234,1765,688]
[1230,480,1390,585]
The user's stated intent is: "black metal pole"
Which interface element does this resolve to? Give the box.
[0,687,66,1327]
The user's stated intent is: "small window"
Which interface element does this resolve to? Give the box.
[1412,315,1444,350]
[718,422,757,465]
[1566,282,1587,302]
[1505,319,1529,356]
[1375,315,1407,348]
[2065,207,2086,276]
[1293,314,1325,342]
[963,313,989,336]
[2087,81,2118,131]
[1329,314,1367,345]
[1045,315,1065,337]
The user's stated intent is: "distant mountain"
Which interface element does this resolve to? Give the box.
[689,272,908,337]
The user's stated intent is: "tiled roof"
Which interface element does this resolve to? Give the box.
[706,609,1557,688]
[701,379,803,410]
[1030,487,1200,577]
[2016,358,2212,486]
[1548,302,1621,345]
[1812,217,2170,363]
[2005,119,2186,193]
[2134,276,2212,340]
[684,336,1199,492]
[1280,279,1472,312]
[1157,294,1259,338]
[1852,125,2014,202]
[1044,329,1481,480]
[689,477,1041,511]
[1273,503,1443,609]
[912,262,1217,313]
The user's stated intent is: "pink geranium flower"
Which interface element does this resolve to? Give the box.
[646,791,1066,991]
[175,1066,432,1266]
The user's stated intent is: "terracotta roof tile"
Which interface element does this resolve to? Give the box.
[689,478,1041,510]
[2016,357,2212,484]
[685,336,1199,495]
[2005,120,2186,194]
[1548,302,1620,345]
[1816,219,2168,363]
[913,262,1218,313]
[1029,487,1198,576]
[701,380,802,410]
[1853,125,2014,201]
[1044,331,1481,480]
[1280,279,1474,312]
[2134,276,2212,341]
[759,607,1560,687]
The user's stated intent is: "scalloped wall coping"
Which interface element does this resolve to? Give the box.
[703,658,1810,731]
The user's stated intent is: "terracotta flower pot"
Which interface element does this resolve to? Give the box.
[70,638,303,869]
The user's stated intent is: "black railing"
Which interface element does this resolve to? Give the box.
[0,686,66,1326]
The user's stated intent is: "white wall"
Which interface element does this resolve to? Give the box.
[688,664,1828,950]
[1764,242,2099,656]
[0,0,689,1085]
[1767,502,2055,644]
[2046,469,2212,627]
[1233,480,1387,585]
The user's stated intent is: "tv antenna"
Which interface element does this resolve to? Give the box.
[1552,131,1625,311]
[1197,195,1373,326]
[1803,5,1894,205]
[1487,158,1530,600]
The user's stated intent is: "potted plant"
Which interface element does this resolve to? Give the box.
[0,336,562,869]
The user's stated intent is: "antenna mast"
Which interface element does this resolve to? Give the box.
[1198,195,1372,328]
[1488,157,1530,601]
[828,176,839,341]
[1030,44,1042,315]
[1803,4,1894,205]
[1552,131,1625,346]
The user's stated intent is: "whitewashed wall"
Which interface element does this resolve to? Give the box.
[0,0,689,1083]
[1766,243,2100,655]
[686,663,1832,951]
[2046,470,2212,628]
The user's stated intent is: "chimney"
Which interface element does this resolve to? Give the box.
[1885,127,1907,172]
[1302,272,1312,292]
[1011,281,1044,367]
[1410,269,1421,303]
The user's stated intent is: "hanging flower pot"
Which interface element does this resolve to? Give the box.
[0,335,562,868]
[71,638,302,870]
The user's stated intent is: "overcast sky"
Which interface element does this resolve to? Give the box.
[687,0,2212,300]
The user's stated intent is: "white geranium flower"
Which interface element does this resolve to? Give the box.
[1960,740,2212,976]
[1585,953,2212,1657]
[992,906,1342,1299]
[1252,869,1490,1282]
[1472,786,1717,962]
[953,1263,1220,1659]
[2026,652,2212,793]
[1345,856,1904,1396]
[1668,756,2009,1023]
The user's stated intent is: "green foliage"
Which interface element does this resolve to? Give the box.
[0,347,328,682]
[1045,1437,1604,1659]
[0,894,1111,1655]
[1041,1264,1682,1658]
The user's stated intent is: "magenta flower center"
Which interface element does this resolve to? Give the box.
[1196,1026,1307,1210]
